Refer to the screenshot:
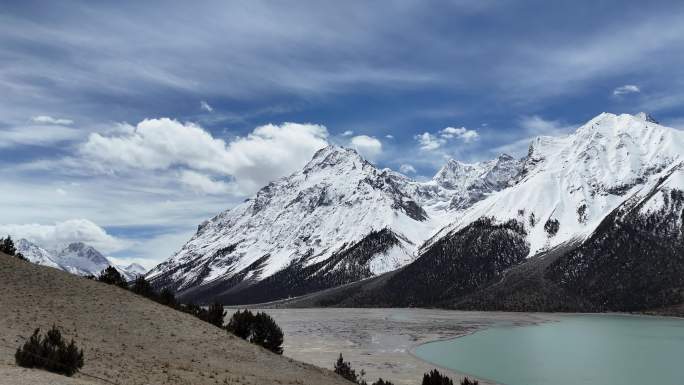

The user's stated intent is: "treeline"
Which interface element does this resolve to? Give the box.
[91,267,284,354]
[334,353,478,385]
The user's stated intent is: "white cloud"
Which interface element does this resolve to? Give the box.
[415,125,479,151]
[439,126,479,142]
[518,115,574,136]
[415,132,443,150]
[179,170,232,195]
[350,135,382,160]
[0,219,125,253]
[31,115,74,125]
[341,130,354,137]
[385,134,394,139]
[80,118,329,194]
[613,84,641,96]
[399,164,416,174]
[0,125,82,148]
[200,100,214,112]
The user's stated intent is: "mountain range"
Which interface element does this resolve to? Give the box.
[147,112,684,311]
[16,239,146,280]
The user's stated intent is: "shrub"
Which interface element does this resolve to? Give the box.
[460,378,479,385]
[15,326,84,376]
[226,310,284,354]
[333,353,364,383]
[422,369,453,385]
[97,266,128,288]
[372,378,395,385]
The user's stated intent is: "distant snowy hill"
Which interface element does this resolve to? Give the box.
[16,239,142,280]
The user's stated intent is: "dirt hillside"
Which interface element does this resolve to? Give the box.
[0,253,351,385]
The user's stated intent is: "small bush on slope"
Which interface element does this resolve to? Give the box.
[15,326,84,376]
[333,353,364,383]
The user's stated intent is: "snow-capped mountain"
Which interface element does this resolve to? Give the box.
[278,112,684,311]
[403,153,522,211]
[15,239,62,269]
[426,112,684,257]
[148,145,522,303]
[56,242,112,276]
[118,263,147,281]
[150,111,684,306]
[16,239,140,280]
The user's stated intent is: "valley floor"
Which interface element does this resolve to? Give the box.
[230,308,561,385]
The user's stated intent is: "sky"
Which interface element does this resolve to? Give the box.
[1,0,684,268]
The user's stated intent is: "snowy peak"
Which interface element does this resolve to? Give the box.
[435,111,684,258]
[304,145,367,172]
[16,239,62,269]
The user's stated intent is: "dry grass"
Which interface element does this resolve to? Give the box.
[0,253,351,385]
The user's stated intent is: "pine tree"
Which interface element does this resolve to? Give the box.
[334,353,360,383]
[158,287,177,308]
[15,326,84,376]
[250,312,284,354]
[204,302,226,328]
[131,275,154,298]
[422,369,454,385]
[97,266,128,288]
[226,309,256,340]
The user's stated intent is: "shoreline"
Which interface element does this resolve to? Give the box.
[235,308,563,385]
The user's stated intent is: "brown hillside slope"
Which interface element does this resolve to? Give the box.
[0,253,350,385]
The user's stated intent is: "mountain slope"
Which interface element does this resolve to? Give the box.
[425,112,684,257]
[280,113,684,312]
[55,242,112,276]
[0,252,351,385]
[148,146,520,303]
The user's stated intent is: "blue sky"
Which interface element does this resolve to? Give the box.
[1,0,684,267]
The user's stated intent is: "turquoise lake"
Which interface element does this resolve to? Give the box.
[413,315,684,385]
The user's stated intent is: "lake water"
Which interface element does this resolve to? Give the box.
[413,314,684,385]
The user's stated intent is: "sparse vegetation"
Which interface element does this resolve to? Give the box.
[0,235,26,261]
[226,310,284,354]
[333,353,364,383]
[544,218,560,236]
[97,266,128,288]
[15,326,84,377]
[576,203,587,223]
[204,302,226,328]
[422,369,453,385]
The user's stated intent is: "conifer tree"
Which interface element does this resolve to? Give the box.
[205,302,226,328]
[15,326,83,376]
[97,266,128,288]
[421,369,454,385]
[131,275,155,298]
[250,312,284,354]
[158,287,177,308]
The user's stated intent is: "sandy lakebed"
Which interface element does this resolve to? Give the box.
[226,308,562,385]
